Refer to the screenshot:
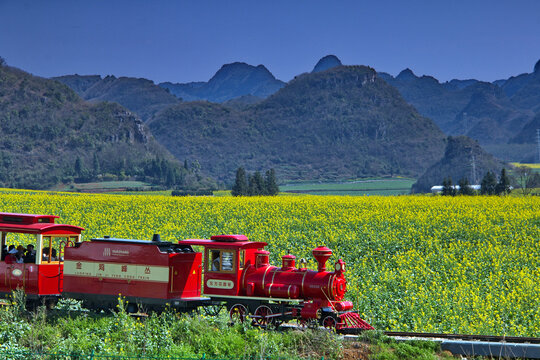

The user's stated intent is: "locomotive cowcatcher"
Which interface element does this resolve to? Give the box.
[0,212,372,332]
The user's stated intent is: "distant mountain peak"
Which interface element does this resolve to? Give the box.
[160,61,285,103]
[396,68,417,80]
[312,55,342,73]
[534,58,540,74]
[211,62,277,81]
[412,135,504,193]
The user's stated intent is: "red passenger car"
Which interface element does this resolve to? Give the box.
[0,212,83,307]
[62,235,208,312]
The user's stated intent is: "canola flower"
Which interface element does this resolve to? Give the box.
[0,190,539,336]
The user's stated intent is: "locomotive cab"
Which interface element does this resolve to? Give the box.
[180,235,267,297]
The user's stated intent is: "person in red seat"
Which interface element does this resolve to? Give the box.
[4,248,17,264]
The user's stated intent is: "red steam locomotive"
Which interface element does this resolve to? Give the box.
[0,212,372,332]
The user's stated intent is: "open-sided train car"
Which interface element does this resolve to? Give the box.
[0,212,83,307]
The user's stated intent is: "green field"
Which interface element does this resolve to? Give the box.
[510,162,540,173]
[54,181,153,193]
[279,177,415,196]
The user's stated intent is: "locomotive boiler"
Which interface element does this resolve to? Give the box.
[241,247,353,318]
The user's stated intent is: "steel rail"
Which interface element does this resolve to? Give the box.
[383,331,540,344]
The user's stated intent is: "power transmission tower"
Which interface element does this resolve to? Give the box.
[471,153,478,184]
[537,128,540,163]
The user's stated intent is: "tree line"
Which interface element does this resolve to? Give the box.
[71,155,217,190]
[441,167,540,196]
[231,167,279,196]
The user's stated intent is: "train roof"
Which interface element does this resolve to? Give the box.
[0,212,84,235]
[91,237,173,245]
[180,235,267,249]
[89,236,197,253]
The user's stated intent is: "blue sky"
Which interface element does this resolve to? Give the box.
[1,0,539,83]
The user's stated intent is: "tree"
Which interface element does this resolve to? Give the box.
[527,173,540,190]
[495,168,511,195]
[458,177,474,195]
[165,167,176,187]
[74,157,83,177]
[480,171,497,195]
[515,166,534,195]
[264,169,279,196]
[0,57,5,67]
[92,153,100,177]
[442,177,455,196]
[231,167,248,196]
[248,171,265,196]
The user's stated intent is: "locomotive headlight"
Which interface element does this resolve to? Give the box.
[335,260,346,273]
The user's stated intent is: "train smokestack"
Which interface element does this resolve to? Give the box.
[152,234,161,242]
[312,246,332,272]
[281,254,296,270]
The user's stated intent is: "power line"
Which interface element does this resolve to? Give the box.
[536,128,540,163]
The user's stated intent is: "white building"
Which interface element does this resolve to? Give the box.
[430,185,481,194]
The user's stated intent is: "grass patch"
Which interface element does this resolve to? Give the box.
[280,178,415,196]
[0,293,343,359]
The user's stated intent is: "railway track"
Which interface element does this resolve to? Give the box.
[383,331,540,344]
[342,331,540,359]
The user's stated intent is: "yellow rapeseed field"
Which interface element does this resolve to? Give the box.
[0,190,539,336]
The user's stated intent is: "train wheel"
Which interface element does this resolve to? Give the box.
[229,304,248,324]
[44,298,58,311]
[322,315,337,330]
[253,305,273,327]
[126,302,138,314]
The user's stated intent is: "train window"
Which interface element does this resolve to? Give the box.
[209,250,220,271]
[221,251,233,271]
[239,250,245,269]
[41,236,67,263]
[208,249,235,273]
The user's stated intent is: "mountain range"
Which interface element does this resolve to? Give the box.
[147,66,446,183]
[3,54,539,191]
[54,74,180,122]
[55,56,540,164]
[0,63,212,189]
[379,60,540,162]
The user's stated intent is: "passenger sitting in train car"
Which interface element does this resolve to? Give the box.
[211,252,220,271]
[15,245,25,263]
[42,247,59,262]
[42,247,50,262]
[4,248,17,264]
[24,244,36,263]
